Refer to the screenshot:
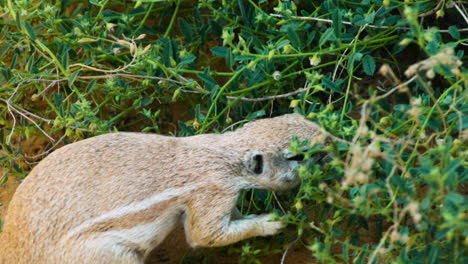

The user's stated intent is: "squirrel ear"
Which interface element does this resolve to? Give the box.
[244,151,264,175]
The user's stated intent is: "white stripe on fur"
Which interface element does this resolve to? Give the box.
[64,186,196,240]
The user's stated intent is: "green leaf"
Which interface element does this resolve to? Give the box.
[448,26,460,40]
[247,110,266,120]
[427,247,439,264]
[332,11,342,38]
[348,52,363,73]
[226,47,233,68]
[11,52,18,69]
[89,0,104,6]
[178,121,194,136]
[365,11,375,24]
[178,18,193,43]
[180,54,196,65]
[86,79,97,93]
[61,49,70,69]
[137,97,152,108]
[287,28,302,50]
[197,68,218,90]
[352,14,366,25]
[68,70,80,87]
[319,28,334,47]
[24,21,37,41]
[307,31,316,45]
[237,0,252,27]
[211,46,229,57]
[362,55,376,76]
[322,77,342,93]
[342,241,349,262]
[445,192,465,205]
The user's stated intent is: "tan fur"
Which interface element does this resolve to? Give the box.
[0,114,322,264]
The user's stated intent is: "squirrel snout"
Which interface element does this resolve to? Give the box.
[280,170,300,186]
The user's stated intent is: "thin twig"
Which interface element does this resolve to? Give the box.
[8,104,55,142]
[78,73,185,85]
[5,79,55,143]
[226,87,309,102]
[68,36,149,73]
[453,2,468,24]
[280,235,302,264]
[222,119,249,132]
[418,0,444,17]
[32,80,62,99]
[269,13,468,32]
[270,13,407,29]
[332,6,383,82]
[373,76,417,102]
[272,192,287,215]
[332,37,355,82]
[24,134,67,160]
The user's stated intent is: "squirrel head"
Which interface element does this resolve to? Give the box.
[241,149,304,191]
[234,113,323,191]
[234,113,323,150]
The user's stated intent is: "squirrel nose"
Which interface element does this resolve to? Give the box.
[282,171,299,183]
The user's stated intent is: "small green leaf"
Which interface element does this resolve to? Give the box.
[445,192,464,205]
[322,77,342,93]
[342,241,349,261]
[287,28,302,50]
[178,18,193,43]
[226,47,233,68]
[180,54,196,65]
[427,247,439,264]
[362,55,376,76]
[348,52,363,73]
[247,110,266,120]
[211,47,229,57]
[89,0,104,6]
[197,68,218,90]
[319,28,335,47]
[237,0,252,27]
[68,70,80,87]
[448,26,460,40]
[332,11,342,38]
[365,11,375,24]
[178,121,195,136]
[24,21,37,41]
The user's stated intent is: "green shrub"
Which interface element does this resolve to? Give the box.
[0,0,466,263]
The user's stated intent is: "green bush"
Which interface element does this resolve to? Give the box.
[0,0,466,263]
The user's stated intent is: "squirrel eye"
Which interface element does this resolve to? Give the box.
[251,154,264,174]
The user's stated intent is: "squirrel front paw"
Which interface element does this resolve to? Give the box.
[255,214,287,236]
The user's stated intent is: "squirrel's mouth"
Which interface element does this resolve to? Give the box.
[277,172,300,190]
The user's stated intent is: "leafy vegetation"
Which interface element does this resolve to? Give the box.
[0,0,466,263]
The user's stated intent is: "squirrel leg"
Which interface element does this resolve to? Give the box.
[183,192,286,247]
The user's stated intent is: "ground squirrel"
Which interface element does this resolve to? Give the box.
[0,113,322,264]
